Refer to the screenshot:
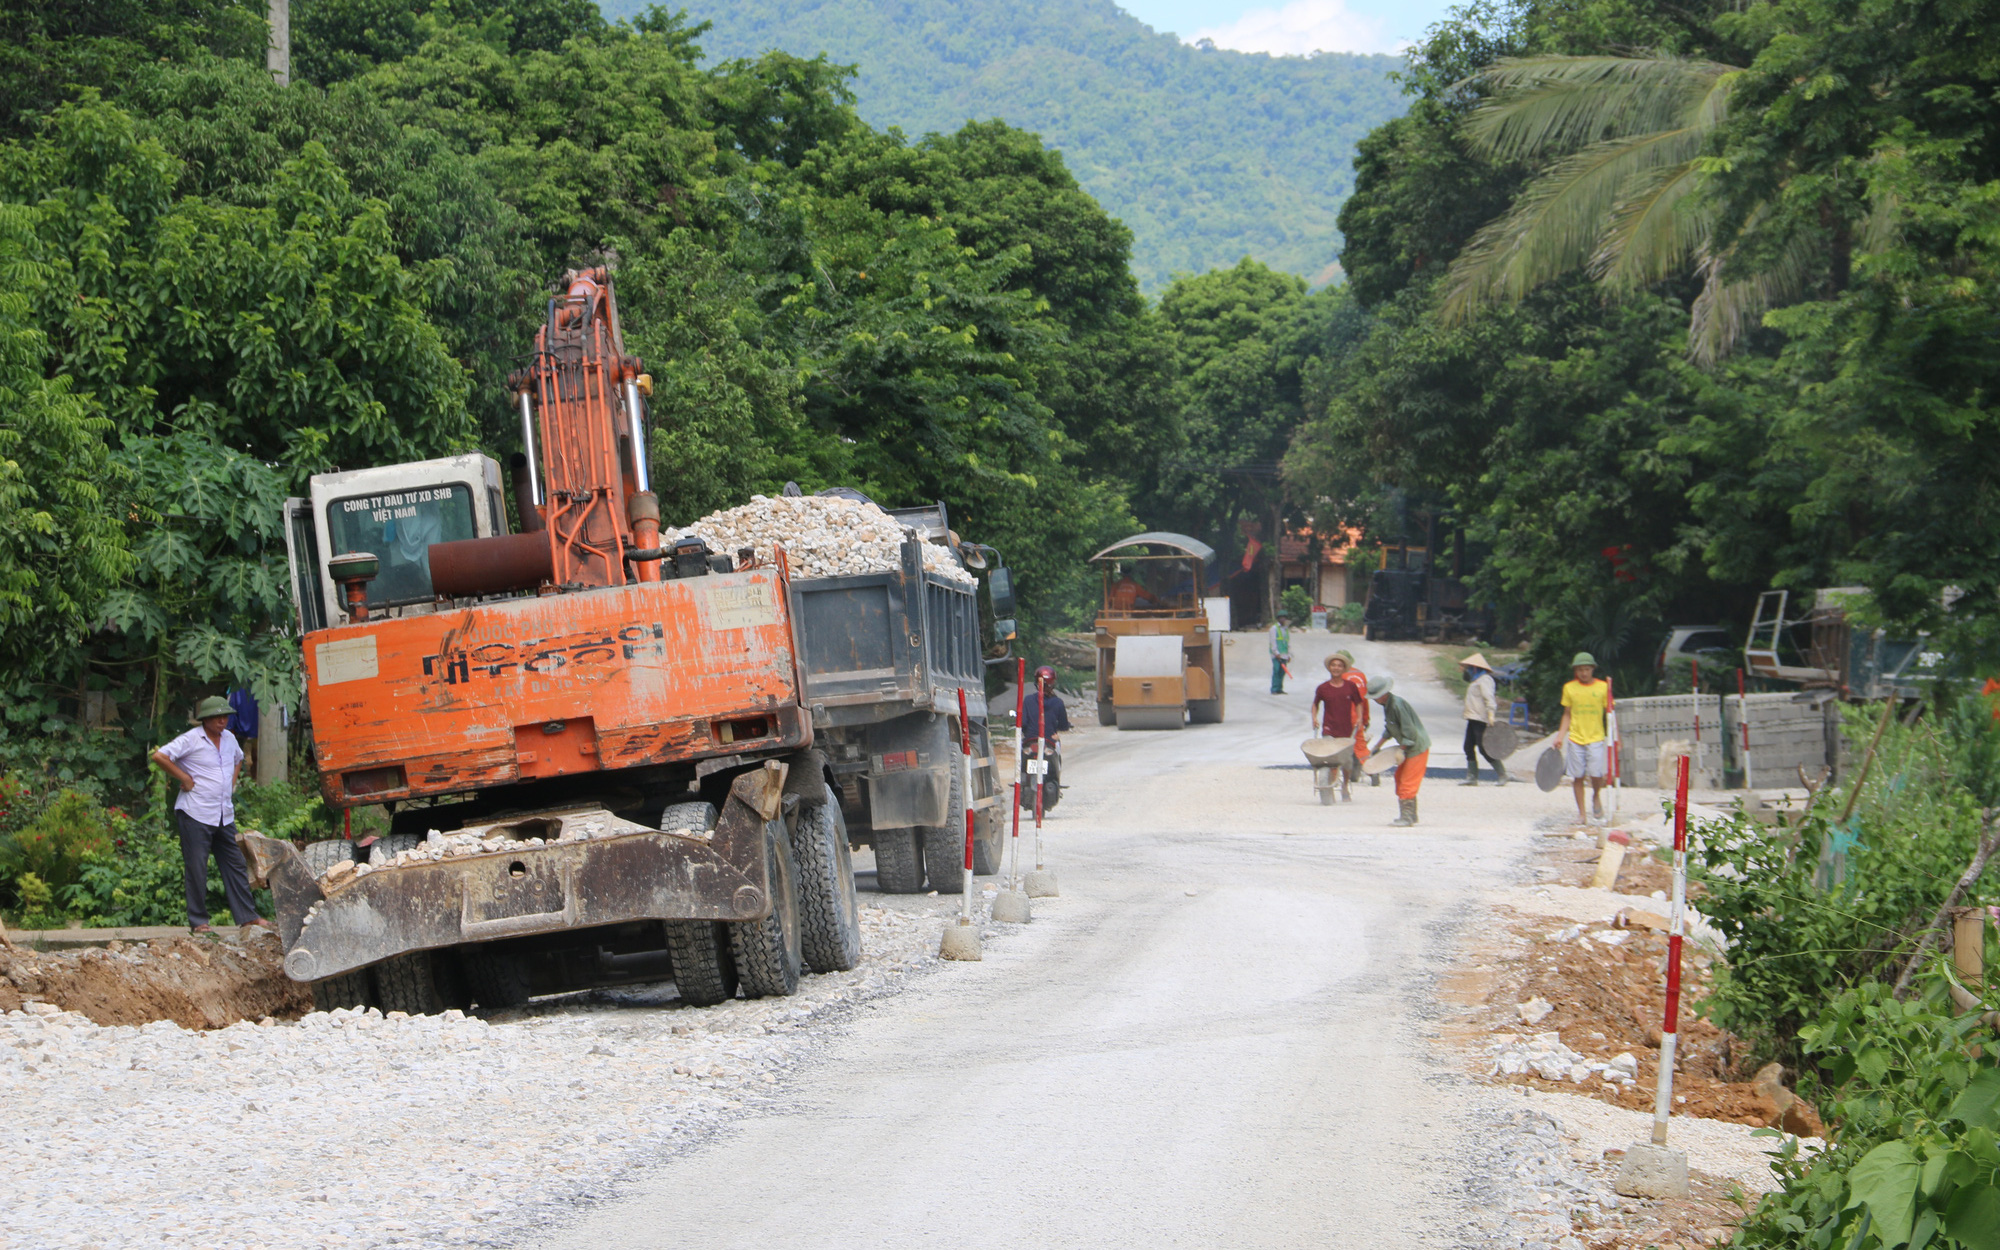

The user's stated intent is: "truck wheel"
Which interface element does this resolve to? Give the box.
[922,760,969,892]
[373,951,446,1015]
[730,818,802,998]
[461,948,533,1009]
[792,786,863,973]
[658,801,719,835]
[1189,698,1224,724]
[873,828,925,893]
[665,920,738,1006]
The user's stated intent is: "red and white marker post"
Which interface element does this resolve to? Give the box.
[1031,685,1048,872]
[1009,658,1026,890]
[957,687,977,921]
[1653,754,1691,1146]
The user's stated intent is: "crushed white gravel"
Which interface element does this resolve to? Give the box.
[665,494,975,586]
[0,898,1007,1250]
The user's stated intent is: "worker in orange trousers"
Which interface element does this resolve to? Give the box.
[1369,674,1431,827]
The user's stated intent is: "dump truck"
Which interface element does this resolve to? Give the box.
[252,268,859,1013]
[1090,532,1224,730]
[786,497,1012,895]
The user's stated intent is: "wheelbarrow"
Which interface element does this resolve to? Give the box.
[1301,734,1357,805]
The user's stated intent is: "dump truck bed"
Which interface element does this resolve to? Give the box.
[787,538,987,727]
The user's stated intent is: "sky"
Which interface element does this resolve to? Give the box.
[1117,0,1455,56]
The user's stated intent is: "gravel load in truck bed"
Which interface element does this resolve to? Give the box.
[665,495,976,586]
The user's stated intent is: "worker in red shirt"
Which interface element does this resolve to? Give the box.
[1311,653,1368,800]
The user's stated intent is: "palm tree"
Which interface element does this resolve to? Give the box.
[1438,55,1810,363]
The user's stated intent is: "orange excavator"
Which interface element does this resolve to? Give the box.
[250,268,859,1013]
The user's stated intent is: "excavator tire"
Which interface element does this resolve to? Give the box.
[658,801,718,836]
[461,948,533,1010]
[665,921,738,1006]
[365,833,423,865]
[872,828,925,894]
[301,838,357,874]
[373,951,447,1015]
[730,817,802,998]
[791,787,862,973]
[299,841,373,1012]
[922,758,970,893]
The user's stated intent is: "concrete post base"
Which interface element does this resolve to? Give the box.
[991,891,1031,924]
[1024,870,1060,898]
[1613,1142,1690,1199]
[938,923,982,961]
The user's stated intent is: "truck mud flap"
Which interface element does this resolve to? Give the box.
[245,763,790,984]
[864,765,949,828]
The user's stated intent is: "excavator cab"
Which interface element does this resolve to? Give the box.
[283,454,508,631]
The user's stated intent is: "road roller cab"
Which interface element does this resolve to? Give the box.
[1090,533,1225,730]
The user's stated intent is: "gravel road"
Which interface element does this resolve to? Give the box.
[5,633,1626,1249]
[540,633,1616,1250]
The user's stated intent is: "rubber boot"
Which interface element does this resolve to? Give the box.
[1493,767,1509,786]
[1390,798,1418,827]
[1459,768,1479,787]
[1370,773,1382,787]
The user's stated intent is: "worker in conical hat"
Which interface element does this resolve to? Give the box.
[1459,653,1507,786]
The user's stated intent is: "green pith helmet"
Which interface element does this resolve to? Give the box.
[194,695,233,720]
[1571,652,1597,669]
[1370,674,1394,697]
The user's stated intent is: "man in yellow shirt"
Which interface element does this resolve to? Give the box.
[1557,651,1612,823]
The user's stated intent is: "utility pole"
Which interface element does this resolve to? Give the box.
[268,0,291,86]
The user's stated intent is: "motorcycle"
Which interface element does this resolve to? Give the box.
[1019,735,1063,812]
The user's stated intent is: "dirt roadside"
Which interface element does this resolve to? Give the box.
[0,930,309,1028]
[1443,805,1821,1249]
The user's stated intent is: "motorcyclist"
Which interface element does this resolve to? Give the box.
[1017,665,1071,809]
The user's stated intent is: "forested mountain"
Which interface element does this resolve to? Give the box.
[599,0,1407,289]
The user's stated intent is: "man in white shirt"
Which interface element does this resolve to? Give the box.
[151,696,270,935]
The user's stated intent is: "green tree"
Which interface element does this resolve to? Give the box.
[293,0,609,85]
[0,204,132,668]
[792,119,1180,504]
[0,0,264,136]
[618,0,1408,288]
[0,97,471,762]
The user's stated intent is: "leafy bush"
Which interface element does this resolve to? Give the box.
[1734,979,2000,1250]
[233,778,334,843]
[13,872,60,929]
[65,825,205,927]
[1695,704,1999,1069]
[1280,585,1313,624]
[0,788,114,899]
